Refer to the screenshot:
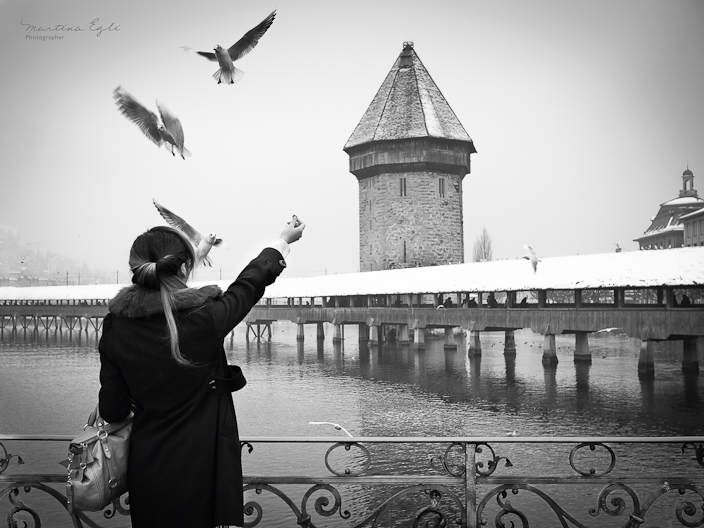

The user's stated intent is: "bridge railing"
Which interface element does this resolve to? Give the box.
[2,435,703,527]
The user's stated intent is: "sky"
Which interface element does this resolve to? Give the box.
[1,0,703,283]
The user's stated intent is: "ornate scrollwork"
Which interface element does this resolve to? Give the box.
[590,481,704,527]
[430,442,465,477]
[243,483,464,528]
[682,443,704,468]
[478,484,591,528]
[569,442,616,477]
[301,484,351,523]
[7,487,41,528]
[430,442,511,478]
[0,442,25,474]
[475,443,512,477]
[323,442,371,477]
[241,441,254,455]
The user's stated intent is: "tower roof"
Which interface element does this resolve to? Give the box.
[344,42,476,151]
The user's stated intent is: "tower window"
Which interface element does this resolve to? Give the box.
[400,178,407,197]
[439,178,445,198]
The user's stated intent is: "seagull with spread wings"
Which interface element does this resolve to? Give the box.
[113,86,190,159]
[153,199,222,268]
[187,10,276,84]
[523,244,540,273]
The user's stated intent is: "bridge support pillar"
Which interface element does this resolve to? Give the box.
[317,322,325,341]
[468,330,481,357]
[369,325,380,346]
[358,323,368,342]
[398,324,410,345]
[504,330,516,356]
[296,323,305,341]
[638,340,655,375]
[682,336,703,373]
[574,332,592,363]
[413,327,425,349]
[542,334,558,366]
[444,327,457,349]
[333,324,343,343]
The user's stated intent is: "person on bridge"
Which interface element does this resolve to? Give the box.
[98,216,305,528]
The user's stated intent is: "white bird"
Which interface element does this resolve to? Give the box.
[523,244,540,273]
[308,421,354,438]
[113,86,190,159]
[190,10,276,84]
[153,199,222,268]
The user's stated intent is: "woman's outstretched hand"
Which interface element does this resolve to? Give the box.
[280,215,305,244]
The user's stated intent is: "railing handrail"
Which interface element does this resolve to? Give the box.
[3,434,704,443]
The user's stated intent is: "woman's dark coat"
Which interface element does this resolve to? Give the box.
[98,248,285,528]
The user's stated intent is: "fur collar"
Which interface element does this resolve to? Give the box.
[109,284,223,318]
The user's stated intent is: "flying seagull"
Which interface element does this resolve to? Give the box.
[187,10,276,84]
[113,86,190,159]
[153,199,222,268]
[308,421,354,438]
[523,244,540,273]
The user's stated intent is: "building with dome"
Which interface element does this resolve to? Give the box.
[634,168,704,249]
[344,42,477,272]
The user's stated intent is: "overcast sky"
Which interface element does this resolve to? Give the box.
[1,0,703,282]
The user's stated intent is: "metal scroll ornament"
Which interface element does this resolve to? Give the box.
[324,442,371,477]
[568,442,616,477]
[431,442,512,477]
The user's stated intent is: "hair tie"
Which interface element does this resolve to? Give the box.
[131,261,158,288]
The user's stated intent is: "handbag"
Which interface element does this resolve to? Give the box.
[61,405,133,514]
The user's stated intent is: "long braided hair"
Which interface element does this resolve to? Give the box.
[128,226,196,366]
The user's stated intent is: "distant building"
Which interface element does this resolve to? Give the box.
[681,206,704,247]
[634,168,704,249]
[344,42,477,272]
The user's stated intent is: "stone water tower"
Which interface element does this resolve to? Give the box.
[344,42,477,272]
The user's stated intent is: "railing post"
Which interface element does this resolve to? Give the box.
[465,442,477,528]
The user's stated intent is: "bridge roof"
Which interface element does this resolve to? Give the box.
[0,248,702,301]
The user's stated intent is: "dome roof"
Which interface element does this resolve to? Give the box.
[684,168,694,176]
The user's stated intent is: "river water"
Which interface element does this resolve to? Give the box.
[1,323,703,527]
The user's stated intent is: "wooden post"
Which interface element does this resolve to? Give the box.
[638,340,655,375]
[682,336,703,372]
[444,327,457,349]
[468,330,481,357]
[542,334,558,366]
[414,327,425,349]
[317,322,325,341]
[333,324,343,343]
[398,324,410,344]
[296,323,305,341]
[504,329,516,356]
[369,325,380,346]
[358,323,368,342]
[574,332,591,363]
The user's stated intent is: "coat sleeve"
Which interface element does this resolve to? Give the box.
[98,314,132,423]
[210,247,286,337]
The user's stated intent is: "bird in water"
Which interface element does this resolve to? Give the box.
[153,199,222,268]
[187,10,276,85]
[113,86,190,159]
[523,244,540,273]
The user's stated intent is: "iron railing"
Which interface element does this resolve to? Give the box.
[1,435,703,527]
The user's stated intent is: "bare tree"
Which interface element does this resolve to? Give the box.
[472,227,493,262]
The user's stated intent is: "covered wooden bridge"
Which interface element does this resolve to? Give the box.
[1,248,703,374]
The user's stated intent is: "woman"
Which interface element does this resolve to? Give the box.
[98,217,305,528]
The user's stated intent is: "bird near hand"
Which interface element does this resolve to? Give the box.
[153,199,222,268]
[113,86,190,159]
[187,9,276,85]
[523,244,540,273]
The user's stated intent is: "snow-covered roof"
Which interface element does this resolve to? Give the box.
[661,196,704,206]
[1,248,702,301]
[680,207,704,221]
[344,43,475,150]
